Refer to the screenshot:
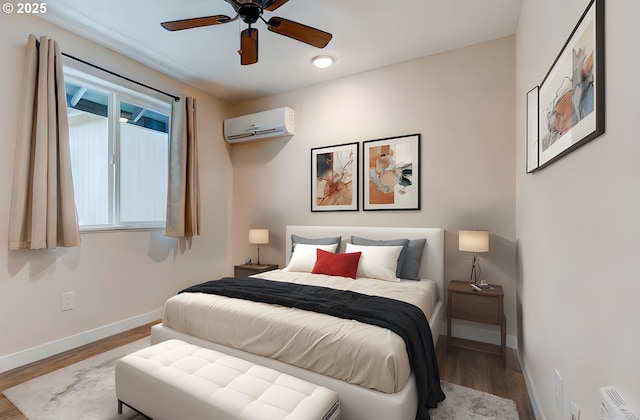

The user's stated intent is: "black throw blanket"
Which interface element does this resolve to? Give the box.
[180,277,445,420]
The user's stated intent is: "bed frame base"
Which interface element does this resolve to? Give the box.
[151,324,418,420]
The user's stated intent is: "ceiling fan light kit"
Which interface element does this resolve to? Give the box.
[312,55,335,69]
[161,0,333,66]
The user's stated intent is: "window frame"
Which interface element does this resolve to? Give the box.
[63,59,172,232]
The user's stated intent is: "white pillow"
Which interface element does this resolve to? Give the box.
[345,243,403,282]
[285,243,339,273]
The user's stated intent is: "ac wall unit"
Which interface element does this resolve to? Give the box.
[223,107,294,144]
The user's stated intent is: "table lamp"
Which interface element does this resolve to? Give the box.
[249,229,269,265]
[458,230,489,284]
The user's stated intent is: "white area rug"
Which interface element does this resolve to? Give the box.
[4,338,519,420]
[3,338,150,420]
[433,381,519,419]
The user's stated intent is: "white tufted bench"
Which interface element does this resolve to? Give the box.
[115,339,341,420]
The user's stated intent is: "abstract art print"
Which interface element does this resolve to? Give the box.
[311,142,358,211]
[538,0,604,169]
[363,134,420,211]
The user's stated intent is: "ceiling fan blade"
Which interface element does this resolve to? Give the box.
[265,0,290,11]
[267,17,332,48]
[239,28,259,65]
[161,15,233,31]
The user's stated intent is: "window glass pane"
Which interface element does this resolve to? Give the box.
[65,81,108,117]
[118,100,168,223]
[66,82,111,226]
[64,67,170,230]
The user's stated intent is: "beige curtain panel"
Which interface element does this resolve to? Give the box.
[166,96,200,238]
[8,34,80,250]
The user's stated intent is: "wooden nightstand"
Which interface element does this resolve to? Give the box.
[446,280,506,367]
[234,263,278,277]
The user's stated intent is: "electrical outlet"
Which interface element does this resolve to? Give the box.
[570,401,580,420]
[555,370,564,411]
[61,291,74,311]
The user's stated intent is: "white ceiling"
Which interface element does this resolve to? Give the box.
[40,0,523,104]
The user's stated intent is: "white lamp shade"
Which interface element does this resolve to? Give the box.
[249,229,269,245]
[458,230,489,252]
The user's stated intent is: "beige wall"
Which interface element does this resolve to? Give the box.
[0,15,233,367]
[516,0,640,417]
[1,14,520,386]
[229,37,518,339]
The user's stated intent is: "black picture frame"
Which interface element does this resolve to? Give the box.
[363,133,421,211]
[526,86,539,173]
[311,142,359,212]
[537,0,605,170]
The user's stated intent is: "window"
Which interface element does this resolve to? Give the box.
[63,63,171,230]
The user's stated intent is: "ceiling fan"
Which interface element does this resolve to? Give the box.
[160,0,332,65]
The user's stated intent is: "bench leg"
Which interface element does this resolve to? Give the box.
[117,399,152,419]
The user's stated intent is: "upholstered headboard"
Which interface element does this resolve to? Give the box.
[285,225,445,302]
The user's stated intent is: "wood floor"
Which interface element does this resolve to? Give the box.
[436,335,536,419]
[0,324,535,419]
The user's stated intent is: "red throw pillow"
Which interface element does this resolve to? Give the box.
[312,248,361,279]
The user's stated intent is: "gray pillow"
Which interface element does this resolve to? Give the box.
[351,236,410,278]
[291,234,341,256]
[402,239,427,280]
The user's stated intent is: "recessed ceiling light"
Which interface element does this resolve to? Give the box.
[312,55,335,69]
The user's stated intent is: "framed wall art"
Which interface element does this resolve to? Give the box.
[526,86,539,173]
[311,142,358,212]
[538,0,605,169]
[363,133,420,211]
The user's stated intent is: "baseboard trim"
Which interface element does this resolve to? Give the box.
[518,350,545,420]
[0,308,162,374]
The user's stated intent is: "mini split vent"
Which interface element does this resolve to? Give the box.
[223,107,294,144]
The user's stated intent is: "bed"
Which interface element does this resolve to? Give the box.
[151,225,445,420]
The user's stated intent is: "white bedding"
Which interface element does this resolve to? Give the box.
[161,269,438,393]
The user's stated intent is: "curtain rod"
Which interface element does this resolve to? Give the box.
[61,52,180,102]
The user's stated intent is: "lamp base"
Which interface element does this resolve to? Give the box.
[469,254,480,284]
